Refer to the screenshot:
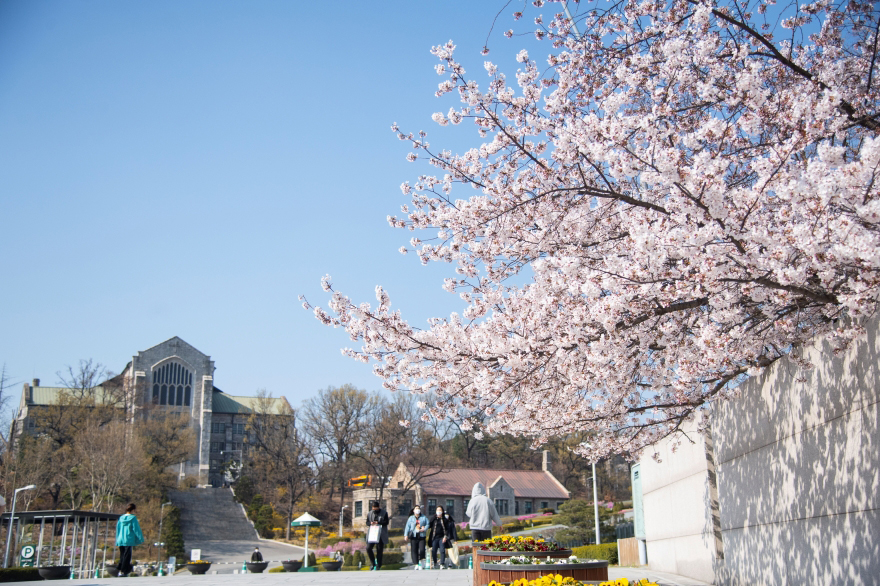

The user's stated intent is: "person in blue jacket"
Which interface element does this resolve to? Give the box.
[116,503,144,577]
[404,505,428,569]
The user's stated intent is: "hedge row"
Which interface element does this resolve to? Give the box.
[572,543,618,565]
[0,568,42,582]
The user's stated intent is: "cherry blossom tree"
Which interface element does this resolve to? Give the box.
[303,0,880,459]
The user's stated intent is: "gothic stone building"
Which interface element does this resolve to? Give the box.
[13,336,289,487]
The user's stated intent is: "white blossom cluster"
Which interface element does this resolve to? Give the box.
[303,0,880,459]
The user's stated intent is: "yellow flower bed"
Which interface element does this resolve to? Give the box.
[478,535,559,552]
[490,575,658,586]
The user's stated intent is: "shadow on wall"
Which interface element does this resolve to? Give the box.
[711,316,879,585]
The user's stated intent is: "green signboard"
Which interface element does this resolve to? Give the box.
[20,545,35,567]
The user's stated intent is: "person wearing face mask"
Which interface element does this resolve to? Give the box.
[442,510,458,568]
[427,505,449,569]
[366,500,389,570]
[404,505,428,569]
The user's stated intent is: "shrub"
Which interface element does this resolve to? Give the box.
[180,476,199,489]
[572,543,618,565]
[160,505,185,559]
[321,536,351,547]
[0,568,42,582]
[387,538,395,548]
[269,566,285,573]
[303,552,317,566]
[343,553,353,566]
[382,552,404,565]
[352,551,365,566]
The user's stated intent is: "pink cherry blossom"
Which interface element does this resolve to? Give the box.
[304,0,880,459]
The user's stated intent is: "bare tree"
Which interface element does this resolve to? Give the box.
[301,385,373,511]
[56,359,110,402]
[351,394,448,506]
[136,410,197,473]
[0,364,17,456]
[246,391,313,539]
[74,422,144,511]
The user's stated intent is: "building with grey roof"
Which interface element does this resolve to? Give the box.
[12,336,290,487]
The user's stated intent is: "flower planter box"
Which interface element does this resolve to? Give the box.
[321,561,343,571]
[246,562,269,573]
[479,561,609,585]
[281,560,303,572]
[473,550,572,586]
[37,566,71,580]
[186,563,212,574]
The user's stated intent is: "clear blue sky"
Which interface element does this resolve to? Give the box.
[0,0,525,406]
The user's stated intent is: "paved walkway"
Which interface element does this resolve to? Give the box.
[184,539,305,573]
[7,567,712,585]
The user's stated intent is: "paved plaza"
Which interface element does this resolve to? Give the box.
[189,539,305,573]
[4,567,711,586]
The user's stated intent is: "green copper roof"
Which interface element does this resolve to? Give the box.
[25,385,288,415]
[211,391,289,414]
[29,386,116,406]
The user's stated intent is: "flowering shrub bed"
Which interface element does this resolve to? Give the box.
[313,541,366,557]
[515,513,554,522]
[490,575,657,586]
[496,556,599,566]
[478,536,563,552]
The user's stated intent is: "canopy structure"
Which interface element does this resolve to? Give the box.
[290,513,321,569]
[0,510,121,577]
[290,512,321,527]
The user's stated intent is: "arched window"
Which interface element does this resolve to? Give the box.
[152,362,193,407]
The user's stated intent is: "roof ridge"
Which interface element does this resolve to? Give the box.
[414,466,549,473]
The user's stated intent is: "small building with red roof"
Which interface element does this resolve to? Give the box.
[351,453,570,530]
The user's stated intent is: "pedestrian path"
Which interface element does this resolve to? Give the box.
[2,567,711,585]
[166,488,304,573]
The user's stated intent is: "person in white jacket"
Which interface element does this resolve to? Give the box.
[465,482,502,543]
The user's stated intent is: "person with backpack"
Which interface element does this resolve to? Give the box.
[404,505,428,569]
[115,503,144,577]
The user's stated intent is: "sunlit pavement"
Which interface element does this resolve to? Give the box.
[8,566,712,586]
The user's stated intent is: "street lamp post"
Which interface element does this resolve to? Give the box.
[156,502,172,575]
[3,485,36,568]
[584,443,601,546]
[591,461,600,545]
[339,505,348,537]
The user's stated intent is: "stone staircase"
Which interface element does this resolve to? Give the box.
[168,488,258,544]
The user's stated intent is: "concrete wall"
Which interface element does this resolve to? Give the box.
[640,418,721,584]
[712,316,880,585]
[639,316,879,585]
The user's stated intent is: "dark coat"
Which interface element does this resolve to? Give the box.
[366,508,390,544]
[428,515,454,543]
